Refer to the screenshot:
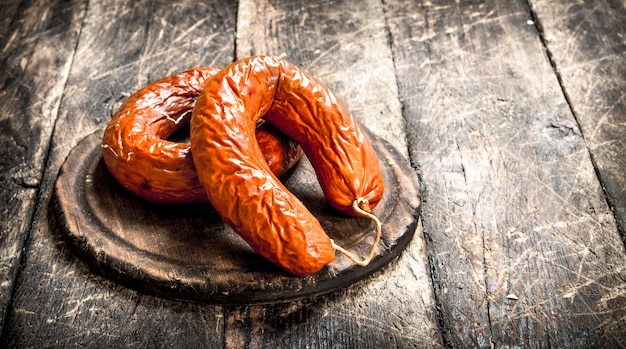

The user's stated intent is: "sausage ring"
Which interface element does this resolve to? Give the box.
[190,56,384,276]
[102,67,302,204]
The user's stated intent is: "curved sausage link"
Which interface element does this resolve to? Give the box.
[102,67,302,204]
[264,59,384,215]
[190,56,384,275]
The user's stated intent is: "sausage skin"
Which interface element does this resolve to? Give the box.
[190,56,384,275]
[102,67,302,204]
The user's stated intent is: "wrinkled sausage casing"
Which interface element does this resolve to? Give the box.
[264,61,384,215]
[190,56,384,276]
[102,67,302,204]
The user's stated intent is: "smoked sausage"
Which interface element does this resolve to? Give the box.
[102,67,302,204]
[190,56,384,276]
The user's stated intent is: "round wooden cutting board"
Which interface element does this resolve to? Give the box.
[51,128,421,304]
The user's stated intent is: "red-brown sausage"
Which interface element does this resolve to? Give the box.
[102,67,302,204]
[190,56,384,275]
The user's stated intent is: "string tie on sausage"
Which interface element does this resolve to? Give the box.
[331,197,382,267]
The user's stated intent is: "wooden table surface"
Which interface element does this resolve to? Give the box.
[1,0,625,347]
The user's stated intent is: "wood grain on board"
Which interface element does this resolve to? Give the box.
[51,129,419,304]
[385,0,626,347]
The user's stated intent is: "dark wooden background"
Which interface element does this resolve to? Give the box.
[1,0,625,347]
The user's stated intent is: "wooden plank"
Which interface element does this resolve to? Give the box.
[231,0,442,347]
[0,0,86,336]
[385,0,626,347]
[1,0,237,347]
[529,0,626,242]
[237,0,408,154]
